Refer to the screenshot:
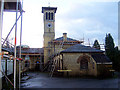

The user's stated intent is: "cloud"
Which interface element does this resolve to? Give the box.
[2,1,118,48]
[55,2,118,46]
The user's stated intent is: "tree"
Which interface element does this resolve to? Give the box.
[105,33,120,71]
[105,33,115,60]
[105,33,115,51]
[93,39,100,49]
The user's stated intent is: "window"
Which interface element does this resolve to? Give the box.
[46,12,48,20]
[80,58,88,70]
[51,13,53,20]
[49,12,50,20]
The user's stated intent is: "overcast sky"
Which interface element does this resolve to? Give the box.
[2,0,119,48]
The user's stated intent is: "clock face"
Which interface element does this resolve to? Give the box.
[47,23,52,28]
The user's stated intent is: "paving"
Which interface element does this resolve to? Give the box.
[21,72,119,89]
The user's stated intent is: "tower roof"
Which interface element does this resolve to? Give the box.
[42,7,57,13]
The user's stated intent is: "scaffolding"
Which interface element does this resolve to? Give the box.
[0,1,4,89]
[0,0,23,89]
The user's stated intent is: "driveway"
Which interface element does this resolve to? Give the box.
[21,72,119,89]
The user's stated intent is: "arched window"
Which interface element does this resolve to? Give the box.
[49,12,50,20]
[80,58,88,70]
[51,13,53,20]
[46,12,48,20]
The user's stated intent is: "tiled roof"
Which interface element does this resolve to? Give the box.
[2,47,44,54]
[54,37,79,42]
[28,48,44,54]
[61,44,103,53]
[19,48,44,54]
[91,54,111,63]
[2,48,13,53]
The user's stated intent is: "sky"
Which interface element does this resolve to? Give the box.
[2,0,119,48]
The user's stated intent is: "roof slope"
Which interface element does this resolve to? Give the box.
[20,48,44,54]
[2,48,13,53]
[54,37,78,42]
[61,44,103,53]
[91,54,111,63]
[28,48,44,54]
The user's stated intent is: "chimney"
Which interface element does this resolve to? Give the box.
[63,33,67,41]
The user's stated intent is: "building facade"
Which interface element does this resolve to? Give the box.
[53,44,112,77]
[16,45,44,71]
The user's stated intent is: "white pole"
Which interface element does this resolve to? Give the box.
[14,0,18,89]
[0,0,4,89]
[19,0,23,89]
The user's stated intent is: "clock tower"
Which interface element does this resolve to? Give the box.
[42,7,57,64]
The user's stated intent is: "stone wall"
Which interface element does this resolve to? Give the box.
[21,55,43,71]
[44,43,75,64]
[97,64,113,78]
[61,53,97,76]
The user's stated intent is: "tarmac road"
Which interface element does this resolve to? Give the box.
[21,72,119,89]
